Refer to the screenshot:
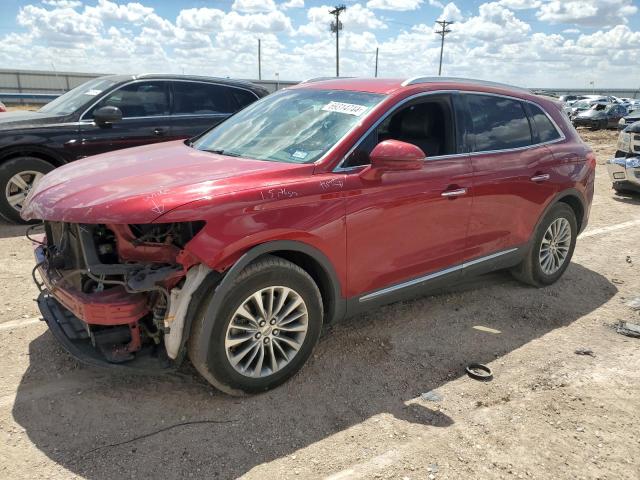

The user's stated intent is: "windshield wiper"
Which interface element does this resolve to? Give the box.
[202,149,242,157]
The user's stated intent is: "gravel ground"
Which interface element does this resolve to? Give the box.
[0,128,638,480]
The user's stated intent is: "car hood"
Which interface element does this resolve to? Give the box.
[0,110,68,130]
[21,140,312,224]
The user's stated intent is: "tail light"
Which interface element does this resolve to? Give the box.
[586,151,596,169]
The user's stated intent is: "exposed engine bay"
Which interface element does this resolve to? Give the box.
[33,221,205,364]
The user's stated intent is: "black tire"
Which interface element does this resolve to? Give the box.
[188,255,323,395]
[0,157,55,224]
[511,203,577,287]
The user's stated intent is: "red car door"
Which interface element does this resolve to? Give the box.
[463,94,557,258]
[344,155,473,300]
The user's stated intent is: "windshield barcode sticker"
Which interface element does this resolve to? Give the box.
[321,101,368,116]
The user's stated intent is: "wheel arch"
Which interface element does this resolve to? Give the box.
[556,192,585,233]
[181,240,346,368]
[0,145,67,168]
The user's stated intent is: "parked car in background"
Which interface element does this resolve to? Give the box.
[0,74,268,223]
[608,121,640,194]
[0,101,6,113]
[22,77,595,394]
[559,94,586,106]
[572,103,627,130]
[618,109,640,130]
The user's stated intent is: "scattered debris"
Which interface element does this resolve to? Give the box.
[574,348,596,357]
[466,363,493,381]
[627,297,640,310]
[625,256,632,264]
[420,390,443,402]
[611,278,625,285]
[615,321,640,338]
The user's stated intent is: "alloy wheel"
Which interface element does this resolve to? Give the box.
[5,170,44,212]
[224,286,309,378]
[539,217,572,275]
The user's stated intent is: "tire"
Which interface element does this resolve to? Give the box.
[188,255,323,395]
[511,203,577,287]
[0,157,55,224]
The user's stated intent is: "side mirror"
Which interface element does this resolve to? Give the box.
[94,106,122,127]
[361,140,424,180]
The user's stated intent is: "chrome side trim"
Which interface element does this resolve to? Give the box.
[333,90,565,172]
[359,264,462,302]
[358,247,519,302]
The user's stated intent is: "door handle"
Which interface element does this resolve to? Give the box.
[441,187,467,198]
[153,127,167,136]
[530,173,550,182]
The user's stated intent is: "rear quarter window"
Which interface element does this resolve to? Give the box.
[529,104,562,143]
[172,82,236,115]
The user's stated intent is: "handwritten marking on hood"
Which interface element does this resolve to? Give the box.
[260,188,299,200]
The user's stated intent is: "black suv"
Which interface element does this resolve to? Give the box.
[0,74,268,223]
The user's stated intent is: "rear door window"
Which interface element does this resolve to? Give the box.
[172,82,236,115]
[528,104,561,143]
[466,94,532,152]
[86,81,169,119]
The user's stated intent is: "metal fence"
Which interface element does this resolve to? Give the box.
[1,68,639,105]
[0,68,298,105]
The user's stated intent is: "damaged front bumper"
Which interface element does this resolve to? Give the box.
[37,291,174,372]
[32,221,210,370]
[607,157,640,192]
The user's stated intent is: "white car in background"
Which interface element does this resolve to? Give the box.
[0,101,6,113]
[607,121,640,194]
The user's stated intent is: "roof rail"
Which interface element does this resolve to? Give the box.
[401,76,530,93]
[301,76,355,83]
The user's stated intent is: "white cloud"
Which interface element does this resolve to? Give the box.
[231,0,277,14]
[536,0,638,26]
[299,3,386,37]
[176,8,225,31]
[455,2,531,43]
[282,0,304,9]
[498,0,541,9]
[41,0,82,7]
[439,2,463,21]
[366,0,423,11]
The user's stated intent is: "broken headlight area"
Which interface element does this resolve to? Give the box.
[32,221,204,366]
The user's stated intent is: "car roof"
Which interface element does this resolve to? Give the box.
[293,76,532,97]
[100,73,267,92]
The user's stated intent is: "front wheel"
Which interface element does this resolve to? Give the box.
[511,203,577,287]
[0,157,54,223]
[188,256,323,395]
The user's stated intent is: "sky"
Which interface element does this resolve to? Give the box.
[0,0,639,88]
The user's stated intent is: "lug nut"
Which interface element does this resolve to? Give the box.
[269,318,276,325]
[255,332,262,339]
[259,320,266,327]
[264,337,270,344]
[272,329,279,336]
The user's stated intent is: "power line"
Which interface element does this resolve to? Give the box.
[329,5,346,77]
[435,19,453,76]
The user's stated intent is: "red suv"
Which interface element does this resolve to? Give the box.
[23,77,595,395]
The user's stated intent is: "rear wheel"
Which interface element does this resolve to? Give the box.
[511,203,577,287]
[0,157,54,223]
[188,256,323,395]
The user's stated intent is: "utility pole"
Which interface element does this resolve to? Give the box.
[329,5,346,77]
[374,47,379,77]
[435,20,453,76]
[258,38,262,80]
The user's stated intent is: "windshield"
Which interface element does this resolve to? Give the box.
[573,100,591,109]
[38,77,119,116]
[192,89,385,163]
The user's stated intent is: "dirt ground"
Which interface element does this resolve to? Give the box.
[0,128,638,480]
